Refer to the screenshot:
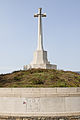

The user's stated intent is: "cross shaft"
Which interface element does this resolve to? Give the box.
[34,8,46,50]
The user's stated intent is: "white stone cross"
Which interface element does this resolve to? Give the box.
[34,8,46,51]
[23,8,57,70]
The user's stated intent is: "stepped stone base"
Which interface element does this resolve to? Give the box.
[23,63,57,70]
[23,50,57,70]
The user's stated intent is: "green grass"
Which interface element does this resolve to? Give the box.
[0,69,80,87]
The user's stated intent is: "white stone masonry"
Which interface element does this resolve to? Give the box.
[0,88,80,117]
[24,8,57,70]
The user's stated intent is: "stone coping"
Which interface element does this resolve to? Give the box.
[0,112,80,117]
[0,88,80,97]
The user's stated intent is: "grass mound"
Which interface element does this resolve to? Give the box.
[0,69,80,87]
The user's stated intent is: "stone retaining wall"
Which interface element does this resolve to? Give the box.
[0,88,79,119]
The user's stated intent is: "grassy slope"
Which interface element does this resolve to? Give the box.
[0,69,80,87]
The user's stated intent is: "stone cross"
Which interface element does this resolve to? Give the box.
[34,8,46,50]
[23,8,57,70]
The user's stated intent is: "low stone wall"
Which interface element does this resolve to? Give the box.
[0,88,79,119]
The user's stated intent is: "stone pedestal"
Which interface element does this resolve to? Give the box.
[32,50,49,64]
[23,50,57,70]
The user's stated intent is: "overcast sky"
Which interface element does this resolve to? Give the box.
[0,0,80,74]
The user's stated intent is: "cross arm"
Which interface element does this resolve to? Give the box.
[34,13,46,17]
[34,14,38,17]
[42,13,46,17]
